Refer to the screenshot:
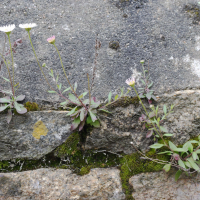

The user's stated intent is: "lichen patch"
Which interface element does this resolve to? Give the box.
[32,121,48,139]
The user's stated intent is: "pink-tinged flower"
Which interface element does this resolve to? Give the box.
[173,153,180,161]
[47,36,55,44]
[125,75,135,87]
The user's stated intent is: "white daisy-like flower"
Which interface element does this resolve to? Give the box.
[19,23,37,31]
[0,24,15,34]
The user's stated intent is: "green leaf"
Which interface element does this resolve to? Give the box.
[183,141,193,152]
[91,120,100,128]
[187,157,200,171]
[2,77,10,82]
[178,159,186,169]
[160,126,168,133]
[189,140,199,144]
[62,87,71,93]
[60,101,69,106]
[68,93,77,101]
[163,105,167,115]
[115,94,118,101]
[174,148,186,152]
[192,152,198,161]
[169,141,177,151]
[185,162,191,168]
[163,164,171,172]
[98,109,111,114]
[146,93,151,100]
[57,83,62,90]
[163,133,173,137]
[86,115,92,124]
[108,91,112,103]
[48,91,56,93]
[149,143,164,149]
[148,81,153,88]
[149,111,155,118]
[14,101,21,112]
[120,87,124,97]
[80,109,85,121]
[56,74,59,82]
[0,97,10,103]
[79,92,88,99]
[0,105,9,112]
[67,106,77,116]
[89,110,97,122]
[157,151,173,155]
[83,99,89,105]
[156,106,158,117]
[74,82,77,92]
[195,149,200,154]
[71,117,81,131]
[175,170,182,181]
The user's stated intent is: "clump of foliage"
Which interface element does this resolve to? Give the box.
[126,73,200,181]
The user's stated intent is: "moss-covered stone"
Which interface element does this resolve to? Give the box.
[108,96,139,108]
[184,4,200,24]
[2,131,199,199]
[24,102,40,112]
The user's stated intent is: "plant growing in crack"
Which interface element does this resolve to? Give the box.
[138,60,156,104]
[0,25,27,123]
[127,74,200,181]
[20,24,113,131]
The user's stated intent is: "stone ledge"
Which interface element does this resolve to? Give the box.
[0,168,125,200]
[129,170,200,200]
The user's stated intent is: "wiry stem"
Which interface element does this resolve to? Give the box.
[53,43,87,109]
[7,34,15,96]
[87,73,91,107]
[0,53,14,96]
[27,31,78,106]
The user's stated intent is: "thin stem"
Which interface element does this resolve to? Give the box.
[28,31,56,90]
[0,53,14,96]
[7,34,15,96]
[133,86,148,115]
[27,32,79,106]
[87,73,91,107]
[184,145,200,161]
[53,43,87,109]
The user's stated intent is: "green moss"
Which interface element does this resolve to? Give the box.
[184,4,200,24]
[0,161,9,169]
[0,132,171,199]
[108,96,139,108]
[24,102,40,112]
[120,151,169,198]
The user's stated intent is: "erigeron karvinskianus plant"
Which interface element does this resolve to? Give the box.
[20,24,111,131]
[127,74,200,181]
[138,60,156,104]
[0,25,27,123]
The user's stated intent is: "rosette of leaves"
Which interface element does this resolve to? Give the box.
[0,95,27,123]
[64,93,101,131]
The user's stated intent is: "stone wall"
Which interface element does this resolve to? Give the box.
[1,0,200,199]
